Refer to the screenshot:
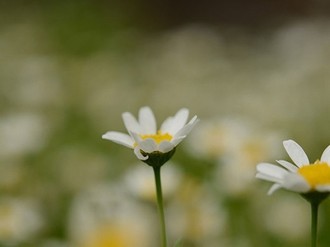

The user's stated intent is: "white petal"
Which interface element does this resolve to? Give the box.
[160,117,174,133]
[282,173,310,193]
[321,145,330,163]
[102,131,134,148]
[165,108,189,135]
[122,112,142,134]
[139,106,156,134]
[256,163,289,180]
[276,160,298,172]
[256,173,283,184]
[138,139,158,153]
[173,116,199,139]
[129,131,142,143]
[159,141,175,153]
[171,136,186,147]
[268,183,282,195]
[315,184,330,192]
[283,140,310,167]
[134,147,148,160]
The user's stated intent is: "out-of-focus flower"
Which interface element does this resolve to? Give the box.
[187,118,254,160]
[0,113,50,158]
[190,117,283,196]
[263,195,309,242]
[68,184,154,247]
[102,106,198,166]
[257,139,330,195]
[218,133,283,196]
[167,178,225,245]
[123,162,182,202]
[0,198,44,244]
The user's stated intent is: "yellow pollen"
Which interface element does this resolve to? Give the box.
[298,161,330,189]
[140,131,173,144]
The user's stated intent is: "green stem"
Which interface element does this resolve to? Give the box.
[153,166,167,247]
[311,202,319,247]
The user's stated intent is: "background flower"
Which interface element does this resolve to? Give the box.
[123,161,182,202]
[68,184,155,247]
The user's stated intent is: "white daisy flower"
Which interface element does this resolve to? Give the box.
[102,106,198,164]
[256,139,330,195]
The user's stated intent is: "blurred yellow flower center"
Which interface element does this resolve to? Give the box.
[298,161,330,188]
[140,131,172,144]
[82,225,141,247]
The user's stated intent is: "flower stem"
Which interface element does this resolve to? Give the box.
[153,166,167,247]
[302,192,329,247]
[311,201,319,247]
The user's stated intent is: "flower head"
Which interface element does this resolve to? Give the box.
[256,139,330,195]
[102,106,198,166]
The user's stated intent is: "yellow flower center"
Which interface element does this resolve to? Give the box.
[82,225,143,247]
[140,131,173,144]
[298,161,330,188]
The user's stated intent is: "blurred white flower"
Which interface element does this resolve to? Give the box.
[186,117,251,160]
[0,113,50,158]
[68,184,154,247]
[102,106,198,162]
[257,139,330,195]
[263,195,309,241]
[167,178,225,245]
[0,198,44,244]
[218,133,283,196]
[189,117,283,196]
[272,21,330,75]
[123,162,182,201]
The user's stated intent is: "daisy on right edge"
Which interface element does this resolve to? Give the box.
[256,139,330,195]
[256,139,330,247]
